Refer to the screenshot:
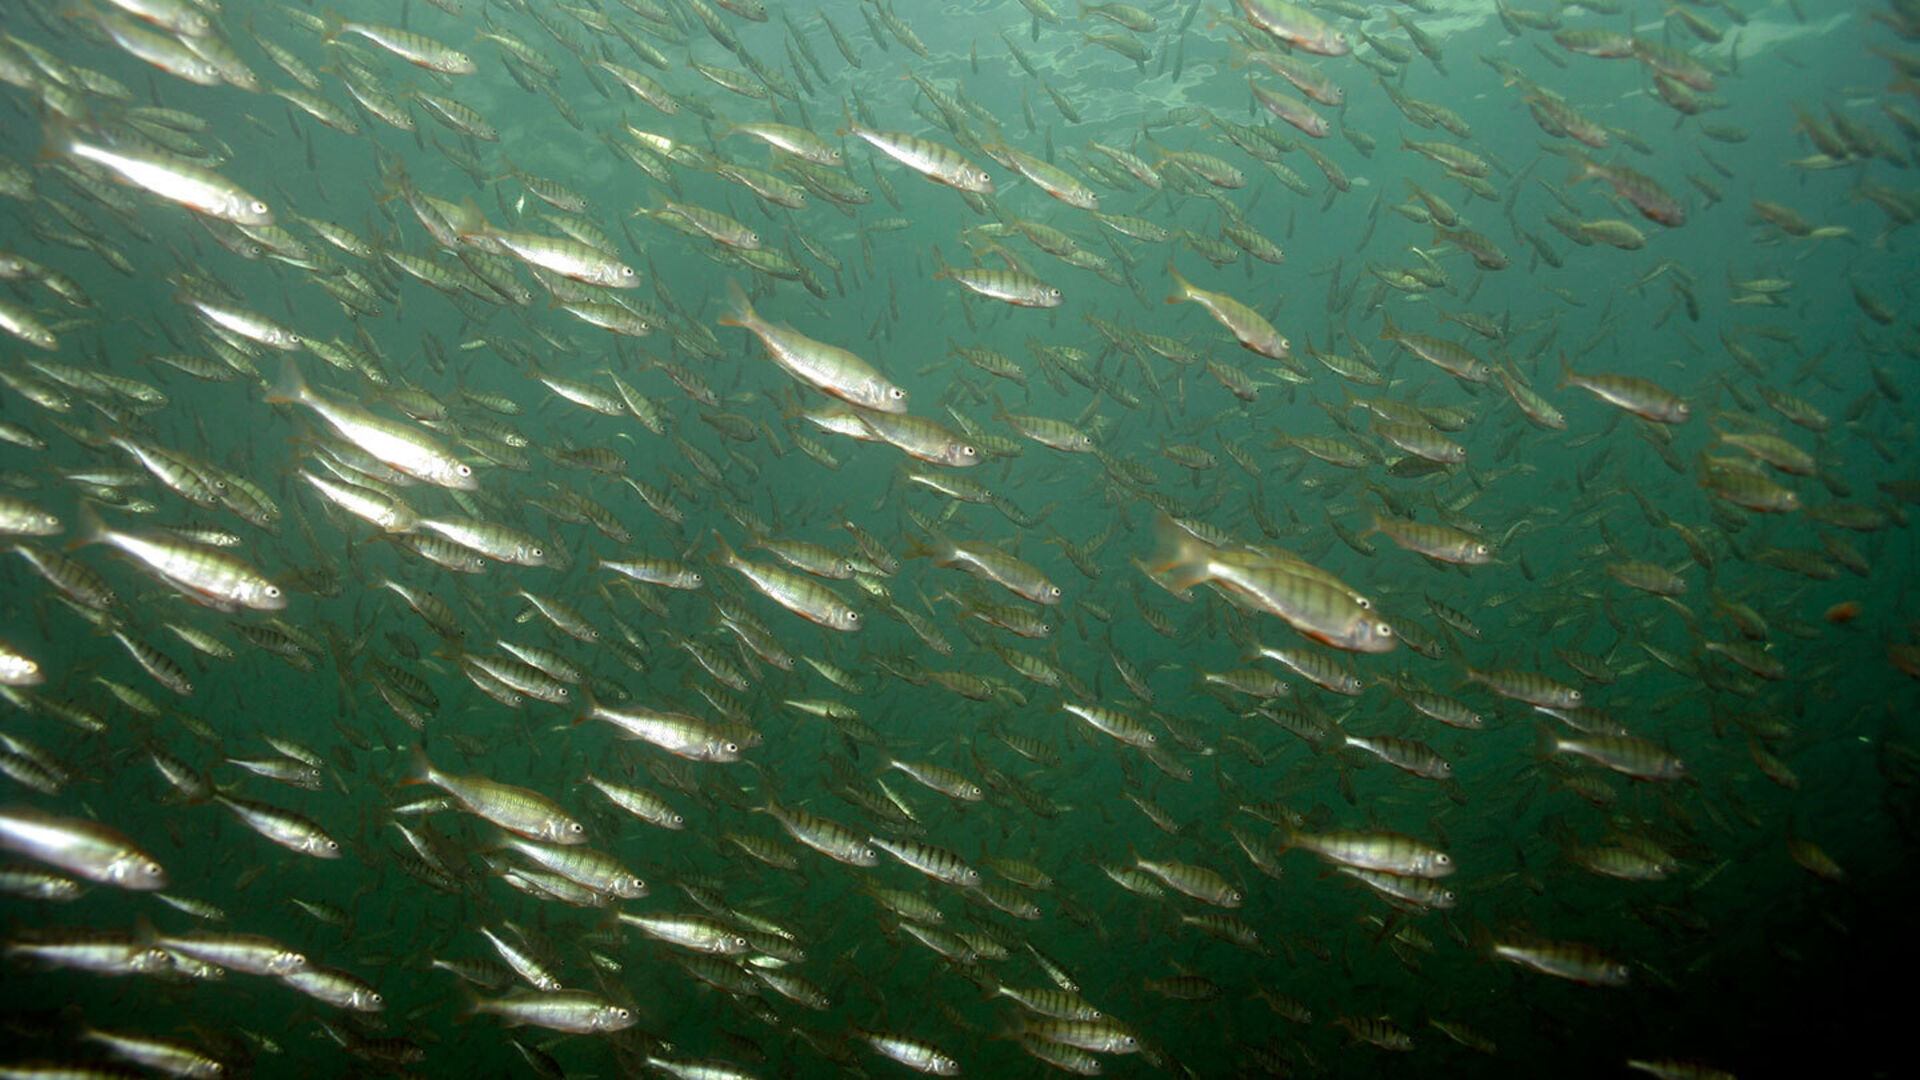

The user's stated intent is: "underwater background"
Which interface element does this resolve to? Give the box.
[0,0,1916,1077]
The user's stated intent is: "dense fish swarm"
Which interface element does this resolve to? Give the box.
[0,0,1917,1078]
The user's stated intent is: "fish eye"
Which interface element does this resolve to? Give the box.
[861,847,877,861]
[1568,690,1584,704]
[555,687,569,699]
[613,1008,631,1019]
[1474,545,1489,556]
[690,572,704,584]
[1375,622,1394,637]
[250,200,267,214]
[846,611,860,623]
[670,814,684,826]
[732,936,749,949]
[264,585,282,597]
[141,861,164,878]
[1143,733,1157,744]
[749,233,760,243]
[568,821,585,833]
[961,446,977,457]
[1441,890,1456,904]
[620,266,636,277]
[889,387,906,399]
[456,464,473,477]
[1039,623,1051,634]
[631,878,646,891]
[1228,890,1243,903]
[1435,853,1452,866]
[723,742,740,754]
[1048,586,1062,599]
[530,546,544,557]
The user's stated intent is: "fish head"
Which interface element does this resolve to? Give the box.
[594,1004,636,1031]
[269,950,309,975]
[865,380,911,414]
[941,442,981,468]
[131,947,175,973]
[109,853,170,890]
[1346,618,1397,654]
[246,581,289,611]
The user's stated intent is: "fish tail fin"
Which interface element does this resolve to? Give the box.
[717,279,754,329]
[1273,823,1299,855]
[1554,351,1575,391]
[403,744,435,787]
[1142,514,1215,593]
[264,358,312,407]
[36,111,81,167]
[1378,309,1399,341]
[453,984,484,1024]
[1164,264,1191,304]
[1532,723,1563,762]
[446,196,488,238]
[709,529,740,569]
[572,685,599,726]
[67,500,108,552]
[989,391,1012,423]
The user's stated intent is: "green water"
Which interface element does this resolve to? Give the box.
[0,1,1915,1078]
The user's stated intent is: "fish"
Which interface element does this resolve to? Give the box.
[721,281,908,412]
[0,806,166,889]
[1165,266,1291,359]
[408,747,585,844]
[0,2,1899,1076]
[72,504,285,613]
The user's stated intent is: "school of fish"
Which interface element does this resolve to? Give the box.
[0,0,1916,1078]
